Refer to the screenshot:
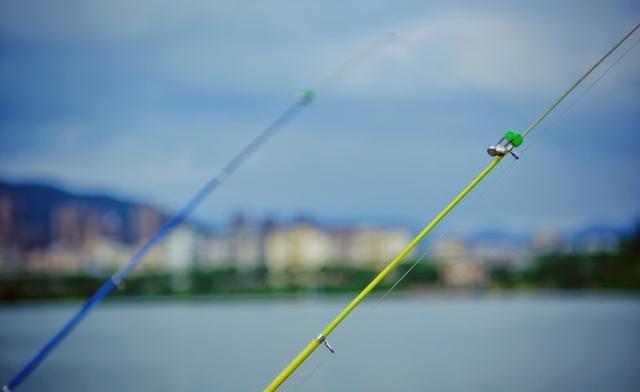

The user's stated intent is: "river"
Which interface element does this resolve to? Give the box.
[1,293,639,391]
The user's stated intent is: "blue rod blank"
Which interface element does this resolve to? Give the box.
[4,100,308,391]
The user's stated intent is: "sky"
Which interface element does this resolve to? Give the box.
[1,0,639,235]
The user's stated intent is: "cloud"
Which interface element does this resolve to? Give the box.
[2,1,638,100]
[314,12,640,100]
[1,0,638,231]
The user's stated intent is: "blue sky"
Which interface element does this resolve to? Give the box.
[1,0,639,234]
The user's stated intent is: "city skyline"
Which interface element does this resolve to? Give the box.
[1,178,627,278]
[2,177,631,240]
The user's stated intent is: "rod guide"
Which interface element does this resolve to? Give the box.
[316,334,335,354]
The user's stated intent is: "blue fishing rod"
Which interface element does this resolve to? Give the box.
[2,93,312,392]
[3,33,396,391]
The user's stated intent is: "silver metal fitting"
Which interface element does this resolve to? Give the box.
[487,136,519,159]
[316,333,335,354]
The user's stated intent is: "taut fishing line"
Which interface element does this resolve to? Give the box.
[370,231,447,309]
[499,34,640,182]
[522,35,640,156]
[292,361,324,392]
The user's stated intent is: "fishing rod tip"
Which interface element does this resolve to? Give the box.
[296,89,316,105]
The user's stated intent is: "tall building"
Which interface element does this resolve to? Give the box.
[87,238,134,273]
[340,227,411,268]
[196,214,264,269]
[52,204,83,245]
[263,222,411,271]
[162,226,198,271]
[199,234,233,267]
[0,196,13,247]
[131,205,163,244]
[0,196,15,271]
[227,214,262,269]
[265,222,333,272]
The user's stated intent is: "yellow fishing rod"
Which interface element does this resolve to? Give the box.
[264,22,640,391]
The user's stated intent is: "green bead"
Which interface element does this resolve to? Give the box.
[505,130,515,142]
[512,133,523,147]
[504,130,523,147]
[303,89,315,102]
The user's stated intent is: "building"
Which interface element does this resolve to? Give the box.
[0,196,14,247]
[196,215,263,269]
[338,227,411,268]
[86,238,134,273]
[265,222,333,272]
[432,237,486,287]
[263,222,411,272]
[162,226,198,271]
[131,205,164,244]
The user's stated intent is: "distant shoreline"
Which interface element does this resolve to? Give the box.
[2,288,639,306]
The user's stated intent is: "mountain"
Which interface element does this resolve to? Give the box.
[0,180,162,249]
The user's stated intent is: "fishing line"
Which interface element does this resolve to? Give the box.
[289,236,447,392]
[2,35,397,392]
[368,124,540,311]
[318,32,398,89]
[500,34,640,178]
[291,232,447,392]
[369,167,514,308]
[370,231,447,310]
[522,35,640,157]
[522,24,639,138]
[263,23,640,392]
[292,361,323,392]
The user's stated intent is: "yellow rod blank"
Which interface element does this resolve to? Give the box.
[264,23,640,391]
[263,156,504,392]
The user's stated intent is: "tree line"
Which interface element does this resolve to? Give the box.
[1,227,638,301]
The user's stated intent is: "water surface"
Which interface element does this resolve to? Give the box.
[1,294,639,391]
